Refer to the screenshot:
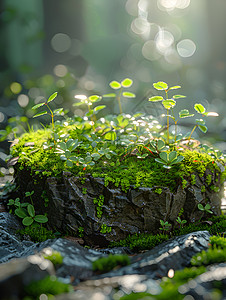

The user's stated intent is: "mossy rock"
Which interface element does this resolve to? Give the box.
[13,164,223,246]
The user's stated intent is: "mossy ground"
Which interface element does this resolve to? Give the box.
[10,123,225,193]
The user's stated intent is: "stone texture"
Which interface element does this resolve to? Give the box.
[179,263,226,300]
[14,168,223,244]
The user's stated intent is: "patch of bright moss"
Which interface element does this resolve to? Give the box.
[10,124,225,193]
[92,254,130,273]
[110,215,226,252]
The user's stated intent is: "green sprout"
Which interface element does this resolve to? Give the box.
[155,150,184,169]
[149,81,186,144]
[103,78,135,114]
[32,92,60,129]
[159,220,171,232]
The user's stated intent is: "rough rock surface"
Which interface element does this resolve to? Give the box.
[14,169,223,244]
[1,211,220,299]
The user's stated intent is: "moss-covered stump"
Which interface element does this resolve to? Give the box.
[14,166,223,246]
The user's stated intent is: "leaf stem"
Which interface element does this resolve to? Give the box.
[117,88,123,114]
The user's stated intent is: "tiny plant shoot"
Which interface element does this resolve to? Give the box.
[32,92,60,129]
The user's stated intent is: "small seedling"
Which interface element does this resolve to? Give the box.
[155,151,184,169]
[197,203,213,222]
[103,78,135,114]
[176,217,187,227]
[32,92,62,129]
[159,220,171,231]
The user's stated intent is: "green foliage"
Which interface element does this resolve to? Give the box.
[209,235,226,249]
[154,188,162,194]
[92,254,130,273]
[100,223,112,234]
[24,275,72,298]
[159,220,172,231]
[43,250,63,265]
[176,217,187,227]
[8,193,48,226]
[93,195,104,218]
[190,174,196,185]
[191,247,226,266]
[110,233,169,251]
[155,151,184,169]
[18,224,56,242]
[198,203,213,214]
[206,174,212,185]
[78,226,84,237]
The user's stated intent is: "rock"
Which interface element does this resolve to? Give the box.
[179,263,226,299]
[56,274,161,300]
[0,212,34,263]
[13,168,223,244]
[92,231,211,280]
[0,255,54,300]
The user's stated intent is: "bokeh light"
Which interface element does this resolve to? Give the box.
[51,33,71,53]
[17,94,29,108]
[54,64,68,77]
[10,82,22,94]
[0,112,5,123]
[177,39,196,57]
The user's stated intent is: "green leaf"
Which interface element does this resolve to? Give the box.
[171,155,184,164]
[173,94,186,99]
[162,99,176,109]
[86,110,94,117]
[8,199,15,205]
[34,215,48,223]
[27,204,35,217]
[198,204,204,211]
[198,125,208,133]
[148,96,164,102]
[59,142,67,151]
[157,139,166,150]
[94,105,106,112]
[122,92,136,98]
[169,85,181,90]
[47,92,58,103]
[179,109,194,118]
[102,93,116,98]
[153,81,168,90]
[33,111,48,118]
[159,152,168,162]
[32,102,45,110]
[23,217,34,226]
[104,131,116,141]
[194,103,206,114]
[91,153,101,161]
[66,160,73,167]
[169,151,177,162]
[89,95,101,102]
[53,108,64,115]
[15,208,28,218]
[70,156,78,162]
[121,78,133,88]
[109,81,121,89]
[205,204,211,210]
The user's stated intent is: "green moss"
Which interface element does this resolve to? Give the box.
[209,235,226,249]
[43,250,63,265]
[191,247,226,266]
[92,254,130,273]
[110,233,169,251]
[24,275,72,298]
[18,225,56,242]
[110,215,226,252]
[10,123,224,194]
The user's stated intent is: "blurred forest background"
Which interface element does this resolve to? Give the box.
[1,0,226,173]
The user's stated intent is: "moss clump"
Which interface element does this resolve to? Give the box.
[92,254,130,273]
[43,250,63,266]
[18,225,56,243]
[10,120,225,193]
[110,215,226,252]
[24,275,72,298]
[110,233,169,251]
[209,235,226,249]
